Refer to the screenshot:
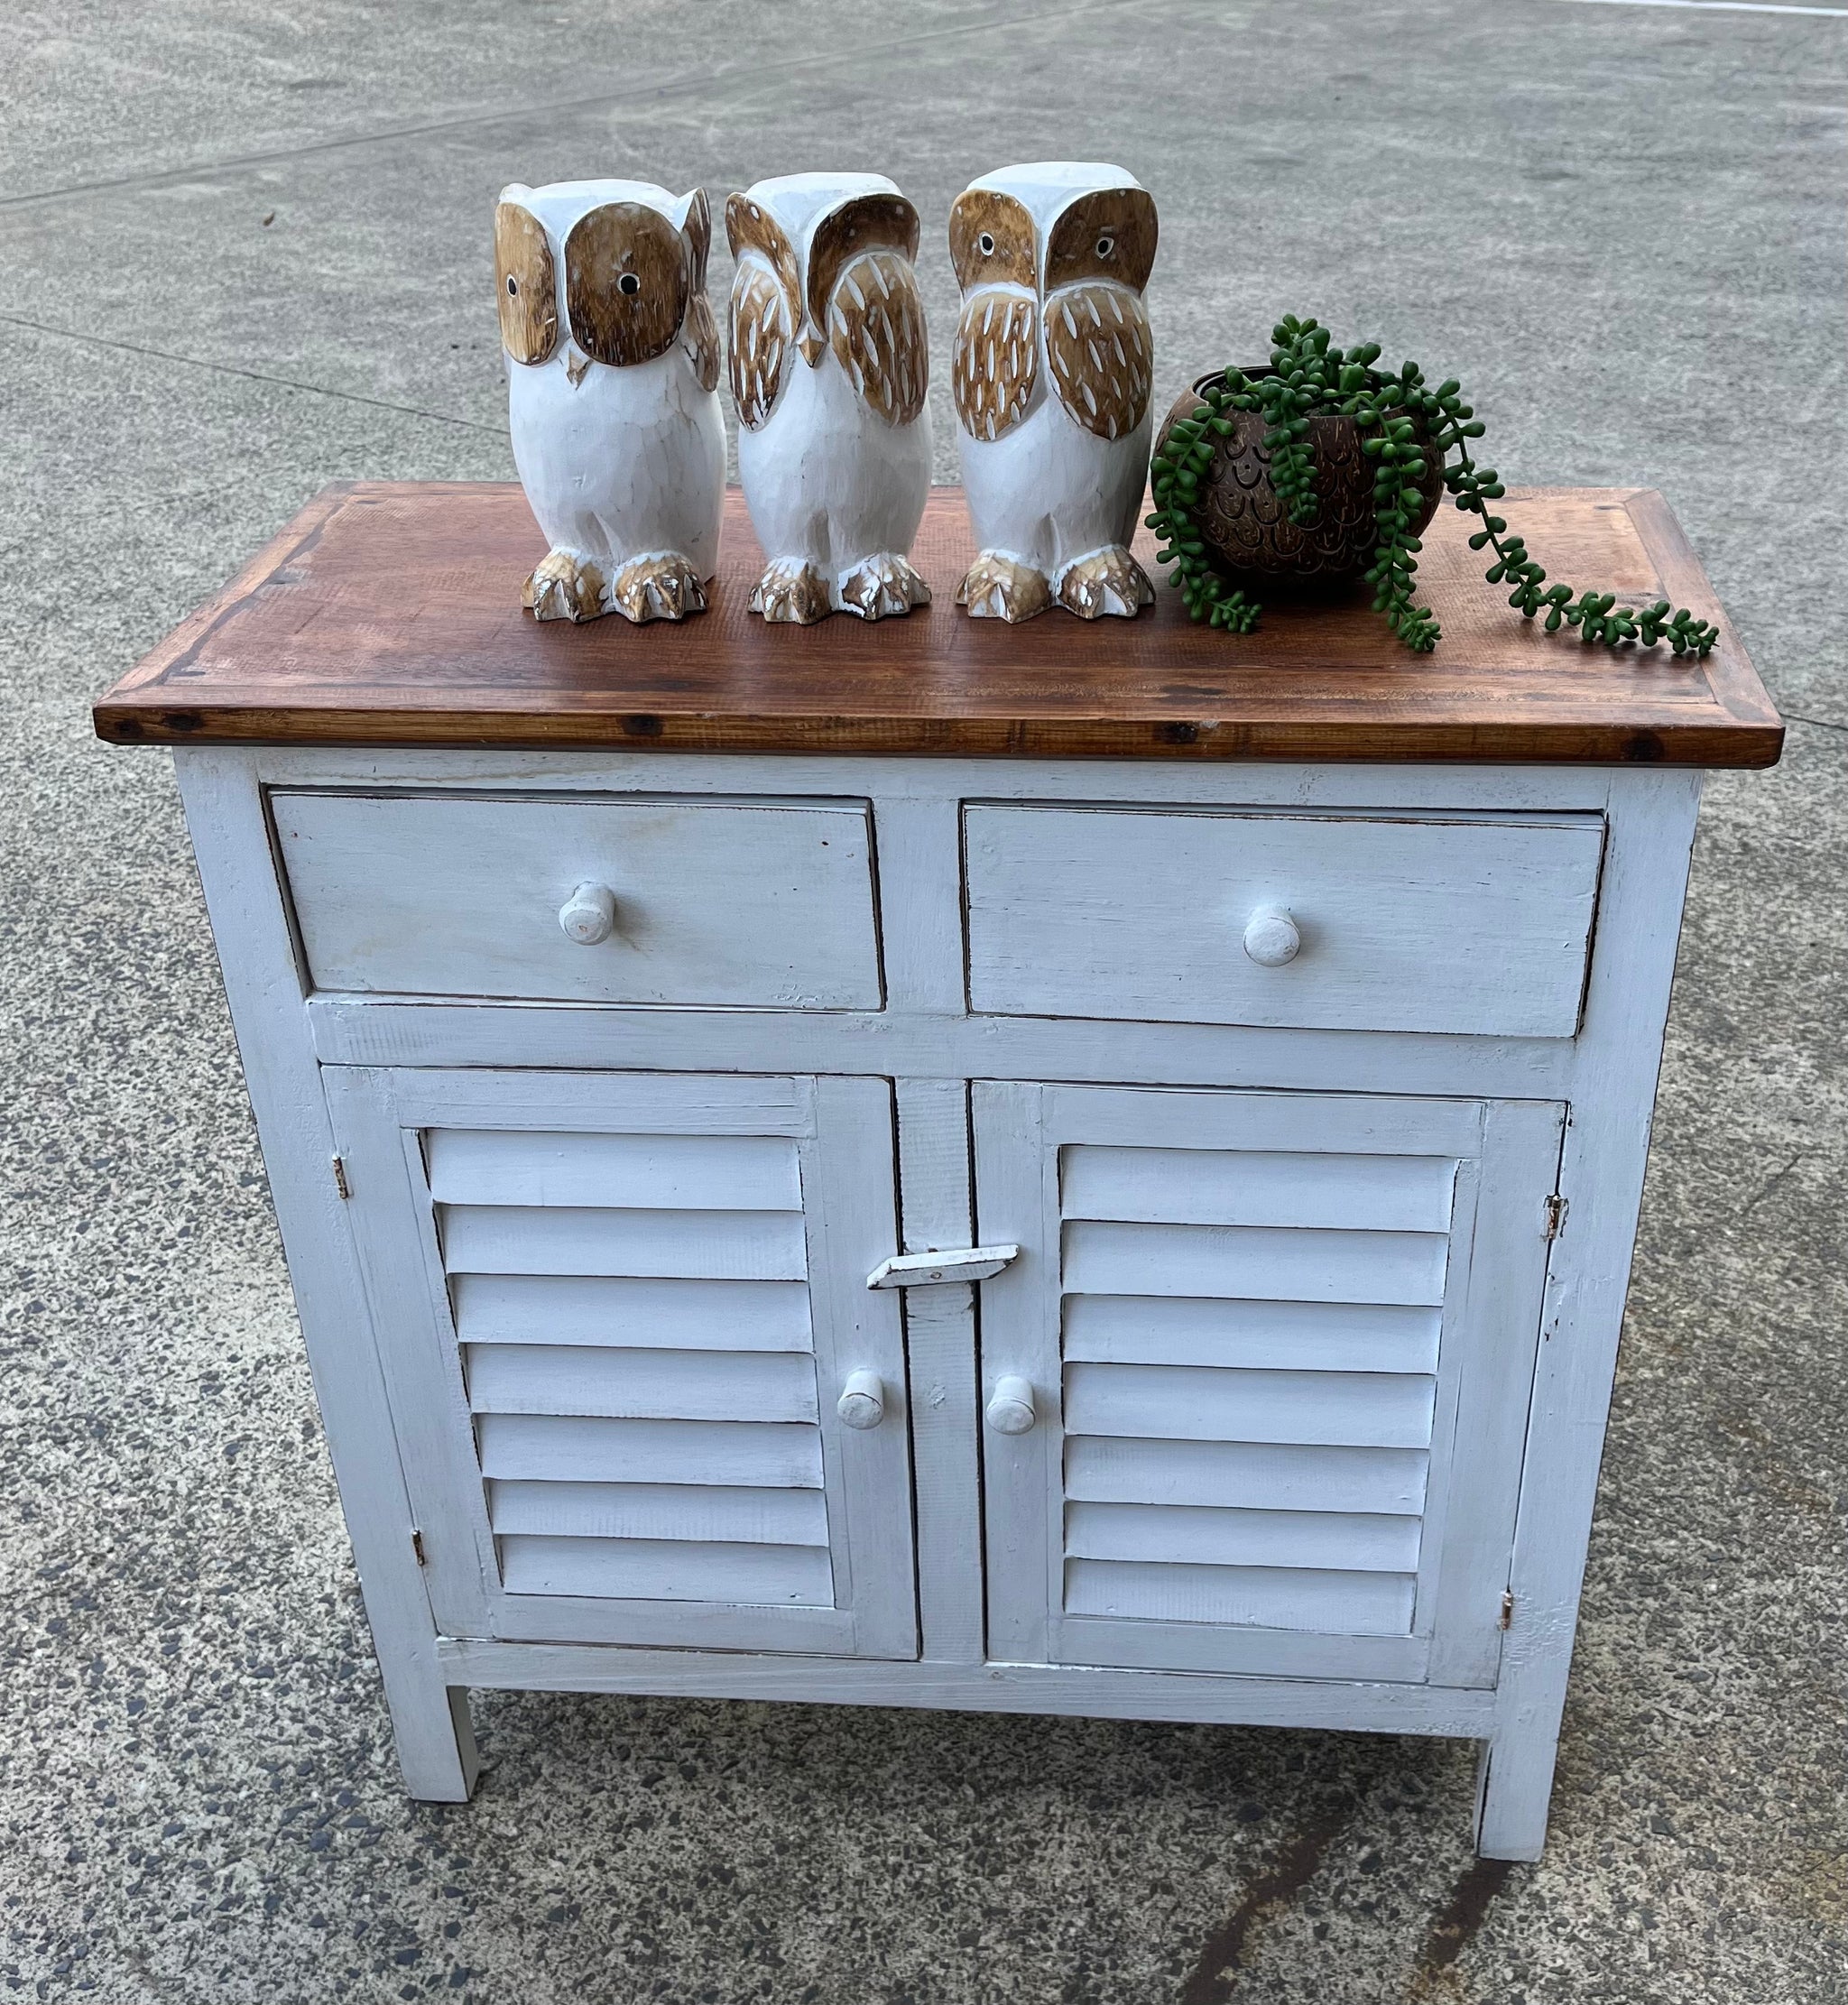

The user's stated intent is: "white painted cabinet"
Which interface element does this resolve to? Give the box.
[170,746,1707,1862]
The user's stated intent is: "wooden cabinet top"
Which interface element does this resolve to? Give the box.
[94,482,1781,766]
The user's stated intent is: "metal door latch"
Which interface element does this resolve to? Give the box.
[865,1244,1020,1289]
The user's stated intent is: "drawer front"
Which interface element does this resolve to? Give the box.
[274,790,883,1008]
[964,805,1603,1038]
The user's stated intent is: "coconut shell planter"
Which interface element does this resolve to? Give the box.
[1147,317,1720,656]
[1154,373,1443,594]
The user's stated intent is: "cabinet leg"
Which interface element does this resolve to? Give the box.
[383,1662,481,1803]
[1473,1727,1558,1861]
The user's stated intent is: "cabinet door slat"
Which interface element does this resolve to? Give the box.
[1060,1145,1458,1234]
[1063,1362,1437,1450]
[487,1479,829,1546]
[440,1205,808,1280]
[427,1129,801,1210]
[1065,1558,1418,1635]
[1066,1501,1423,1573]
[1061,1219,1450,1307]
[1063,1435,1430,1516]
[476,1411,825,1489]
[466,1344,819,1423]
[1061,1295,1441,1374]
[451,1273,814,1351]
[500,1534,835,1605]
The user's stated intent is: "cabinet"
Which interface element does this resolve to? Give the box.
[96,482,1781,1861]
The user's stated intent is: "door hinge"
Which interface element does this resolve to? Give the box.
[411,1529,428,1567]
[1499,1589,1515,1631]
[1543,1193,1567,1240]
[331,1155,352,1200]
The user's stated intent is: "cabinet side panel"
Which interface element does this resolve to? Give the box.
[171,749,476,1799]
[1482,768,1704,1859]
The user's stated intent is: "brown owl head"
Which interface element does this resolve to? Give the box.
[494,181,713,372]
[949,164,1157,298]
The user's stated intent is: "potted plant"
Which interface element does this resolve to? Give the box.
[1149,317,1718,657]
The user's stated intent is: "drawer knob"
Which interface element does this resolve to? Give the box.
[836,1370,886,1430]
[1243,906,1300,967]
[559,882,617,945]
[985,1375,1037,1437]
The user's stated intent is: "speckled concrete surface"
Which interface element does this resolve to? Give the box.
[3,3,1844,1999]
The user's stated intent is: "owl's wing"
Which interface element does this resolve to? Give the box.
[729,258,794,430]
[1046,282,1153,442]
[827,250,928,427]
[682,291,721,393]
[953,291,1038,443]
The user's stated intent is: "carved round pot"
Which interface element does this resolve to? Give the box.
[1154,371,1446,594]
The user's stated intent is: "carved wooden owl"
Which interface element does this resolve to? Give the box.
[495,179,725,623]
[948,163,1158,621]
[726,173,932,624]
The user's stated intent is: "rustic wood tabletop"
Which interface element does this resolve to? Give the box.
[94,483,1782,767]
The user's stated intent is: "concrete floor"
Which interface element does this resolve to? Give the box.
[4,0,1846,1997]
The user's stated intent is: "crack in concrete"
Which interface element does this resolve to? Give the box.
[1784,712,1848,734]
[0,0,1149,216]
[1178,1810,1350,2004]
[0,310,509,434]
[1740,1147,1805,1218]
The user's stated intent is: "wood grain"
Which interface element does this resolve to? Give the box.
[94,483,1782,765]
[948,187,1037,291]
[1044,185,1159,294]
[494,201,558,365]
[563,201,686,368]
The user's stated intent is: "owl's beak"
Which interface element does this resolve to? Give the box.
[798,327,827,368]
[564,341,592,388]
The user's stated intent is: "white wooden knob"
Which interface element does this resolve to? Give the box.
[836,1370,885,1430]
[985,1375,1036,1436]
[559,882,616,945]
[1243,906,1300,967]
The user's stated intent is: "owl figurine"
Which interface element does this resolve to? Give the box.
[948,162,1158,621]
[727,173,932,624]
[494,179,725,623]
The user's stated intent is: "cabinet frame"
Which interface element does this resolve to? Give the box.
[174,743,1704,1862]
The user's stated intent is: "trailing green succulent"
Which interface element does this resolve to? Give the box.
[1149,316,1720,658]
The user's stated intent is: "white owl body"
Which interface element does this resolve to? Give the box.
[948,162,1159,622]
[727,172,933,624]
[735,346,933,583]
[509,345,724,582]
[958,372,1150,581]
[495,177,724,623]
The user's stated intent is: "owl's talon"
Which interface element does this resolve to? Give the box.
[523,550,607,623]
[612,552,707,624]
[956,552,1051,623]
[1057,545,1155,620]
[750,559,833,625]
[839,553,931,622]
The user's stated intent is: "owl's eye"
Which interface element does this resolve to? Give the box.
[618,271,641,296]
[1095,234,1115,258]
[505,274,519,296]
[977,232,995,255]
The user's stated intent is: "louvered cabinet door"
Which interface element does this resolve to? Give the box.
[973,1084,1565,1685]
[322,1068,917,1658]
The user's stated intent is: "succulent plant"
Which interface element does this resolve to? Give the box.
[1148,316,1720,658]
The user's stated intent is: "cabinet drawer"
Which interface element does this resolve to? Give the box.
[964,804,1603,1038]
[273,790,882,1008]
